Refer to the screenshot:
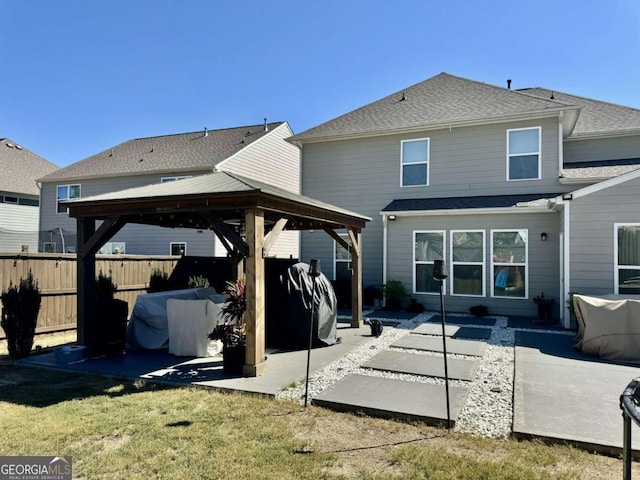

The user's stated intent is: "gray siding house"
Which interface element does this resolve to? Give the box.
[0,138,58,252]
[289,73,640,326]
[38,121,300,258]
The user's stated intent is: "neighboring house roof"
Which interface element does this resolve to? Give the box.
[289,73,579,143]
[521,88,640,138]
[561,158,640,183]
[0,138,59,196]
[382,193,560,213]
[39,122,286,182]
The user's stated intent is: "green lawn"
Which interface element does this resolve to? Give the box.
[0,364,632,479]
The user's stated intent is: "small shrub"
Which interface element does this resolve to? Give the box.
[188,275,210,289]
[96,270,117,299]
[469,305,489,317]
[1,270,42,358]
[148,269,172,293]
[406,298,425,313]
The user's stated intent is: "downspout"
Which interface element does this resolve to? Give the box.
[382,213,388,306]
[59,227,66,254]
[562,201,571,328]
[558,111,564,178]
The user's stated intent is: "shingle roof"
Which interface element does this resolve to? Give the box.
[289,73,575,142]
[0,138,58,195]
[39,122,285,182]
[382,193,560,212]
[65,171,371,222]
[521,88,640,137]
[562,159,640,180]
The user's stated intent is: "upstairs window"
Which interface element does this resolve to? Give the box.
[57,184,81,213]
[616,224,640,294]
[401,138,429,187]
[171,242,187,256]
[507,127,540,181]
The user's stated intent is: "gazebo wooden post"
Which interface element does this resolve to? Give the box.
[76,217,97,346]
[243,208,267,376]
[348,227,363,328]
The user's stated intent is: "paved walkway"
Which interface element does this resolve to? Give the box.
[18,310,640,453]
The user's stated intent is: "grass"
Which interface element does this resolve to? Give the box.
[0,365,634,479]
[0,330,77,357]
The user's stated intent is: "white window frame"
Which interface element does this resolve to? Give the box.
[506,127,541,181]
[161,176,191,183]
[400,138,430,187]
[450,230,486,297]
[43,242,56,253]
[3,195,18,204]
[614,223,640,294]
[170,242,187,256]
[56,184,81,214]
[413,230,445,295]
[490,229,529,299]
[333,233,352,281]
[97,242,126,255]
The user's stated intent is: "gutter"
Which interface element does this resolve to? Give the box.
[291,108,579,145]
[380,206,553,217]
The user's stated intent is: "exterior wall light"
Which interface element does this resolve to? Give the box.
[388,215,397,221]
[540,232,548,241]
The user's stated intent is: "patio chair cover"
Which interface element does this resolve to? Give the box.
[126,287,217,350]
[167,299,223,357]
[270,262,337,349]
[574,294,640,363]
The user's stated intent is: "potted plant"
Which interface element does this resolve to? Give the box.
[209,279,246,374]
[533,292,555,324]
[187,274,210,289]
[1,270,41,359]
[364,285,383,308]
[382,280,407,311]
[92,270,128,356]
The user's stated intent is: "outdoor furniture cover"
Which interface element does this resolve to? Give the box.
[574,294,640,363]
[269,262,338,349]
[126,287,218,350]
[167,299,223,357]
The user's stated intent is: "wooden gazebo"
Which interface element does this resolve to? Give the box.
[65,171,370,376]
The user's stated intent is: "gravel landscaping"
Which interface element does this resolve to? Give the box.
[277,311,574,440]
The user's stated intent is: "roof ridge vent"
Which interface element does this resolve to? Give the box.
[203,127,208,137]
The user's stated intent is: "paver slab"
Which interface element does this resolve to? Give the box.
[428,314,496,327]
[363,350,478,381]
[514,331,640,453]
[392,334,487,356]
[313,373,468,425]
[412,323,491,340]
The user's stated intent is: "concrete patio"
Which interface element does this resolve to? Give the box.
[18,309,640,454]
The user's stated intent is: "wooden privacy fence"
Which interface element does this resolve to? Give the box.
[0,253,179,338]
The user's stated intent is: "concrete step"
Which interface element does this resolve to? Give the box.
[392,333,487,357]
[313,373,468,426]
[428,314,496,327]
[413,322,492,340]
[363,350,478,381]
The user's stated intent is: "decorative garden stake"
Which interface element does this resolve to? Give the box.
[304,259,321,409]
[433,259,452,429]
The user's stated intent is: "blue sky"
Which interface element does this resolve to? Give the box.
[2,1,639,167]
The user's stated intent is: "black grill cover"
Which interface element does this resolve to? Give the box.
[267,262,338,349]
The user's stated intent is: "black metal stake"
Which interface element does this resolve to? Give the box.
[439,278,452,430]
[304,259,321,409]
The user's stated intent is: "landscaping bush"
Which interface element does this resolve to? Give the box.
[147,269,172,293]
[1,270,42,358]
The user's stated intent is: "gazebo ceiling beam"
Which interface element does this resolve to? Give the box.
[77,215,126,258]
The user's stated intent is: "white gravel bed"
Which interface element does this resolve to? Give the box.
[276,310,571,440]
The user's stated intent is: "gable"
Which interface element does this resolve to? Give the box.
[39,122,285,183]
[0,138,58,195]
[290,73,577,143]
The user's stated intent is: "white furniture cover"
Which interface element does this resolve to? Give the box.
[126,287,217,350]
[167,299,223,357]
[574,294,640,363]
